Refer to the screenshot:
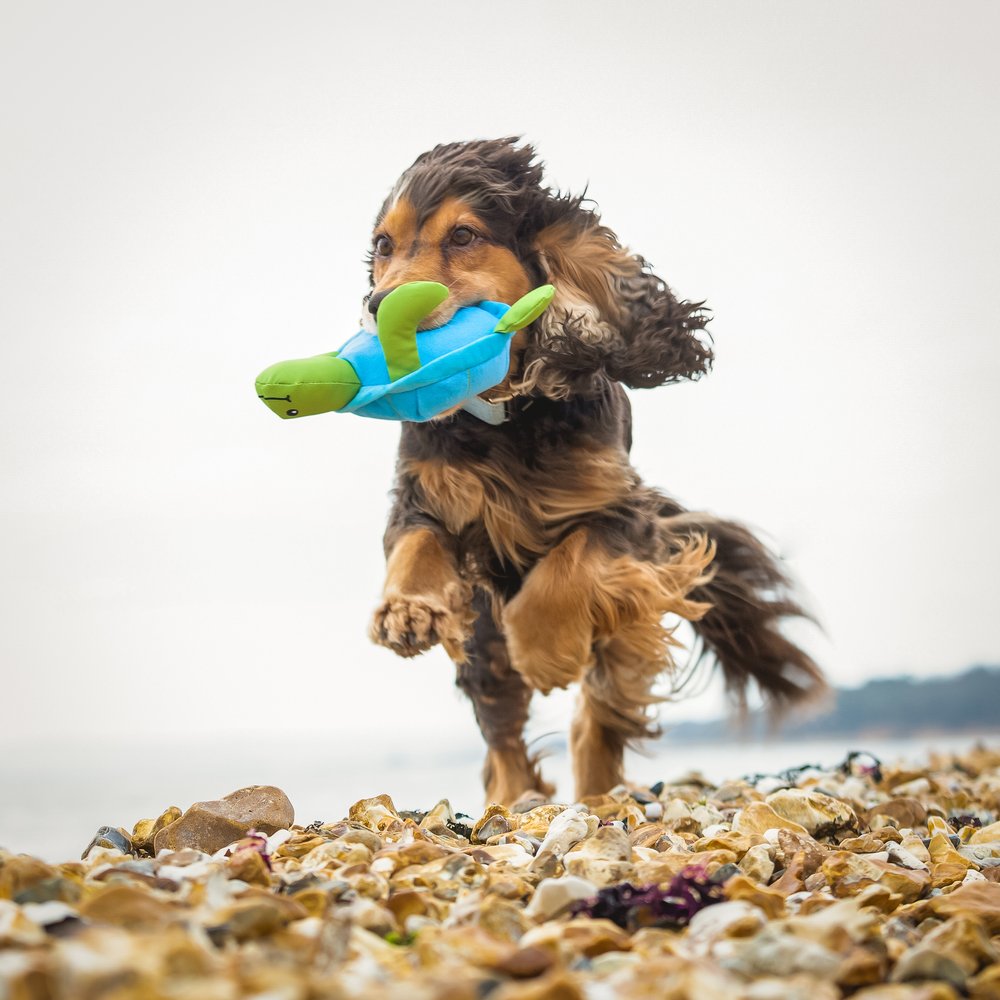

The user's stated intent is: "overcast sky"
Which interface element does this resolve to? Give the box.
[1,0,998,751]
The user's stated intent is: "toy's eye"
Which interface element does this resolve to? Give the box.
[450,226,476,247]
[374,235,393,256]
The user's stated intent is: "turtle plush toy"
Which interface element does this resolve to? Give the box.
[255,282,554,424]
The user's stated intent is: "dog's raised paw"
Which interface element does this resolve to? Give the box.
[369,595,457,658]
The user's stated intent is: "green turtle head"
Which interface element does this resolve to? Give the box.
[256,352,362,418]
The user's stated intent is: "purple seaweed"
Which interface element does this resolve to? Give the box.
[568,864,725,931]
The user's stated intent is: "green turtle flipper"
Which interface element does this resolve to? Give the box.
[256,352,361,418]
[376,281,450,381]
[494,284,556,334]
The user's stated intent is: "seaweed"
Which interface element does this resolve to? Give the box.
[568,864,725,931]
[241,829,272,870]
[948,813,983,829]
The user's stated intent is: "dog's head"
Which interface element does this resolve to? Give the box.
[365,137,712,400]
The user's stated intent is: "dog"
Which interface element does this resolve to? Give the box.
[364,138,824,804]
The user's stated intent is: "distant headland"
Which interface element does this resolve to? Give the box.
[663,664,1000,744]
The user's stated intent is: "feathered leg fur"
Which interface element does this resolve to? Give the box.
[657,503,826,712]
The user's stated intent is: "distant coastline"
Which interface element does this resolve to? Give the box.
[660,664,1000,746]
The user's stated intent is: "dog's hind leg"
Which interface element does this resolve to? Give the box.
[455,589,554,806]
[571,621,680,799]
[501,525,714,798]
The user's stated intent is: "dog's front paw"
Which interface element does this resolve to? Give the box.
[369,595,462,659]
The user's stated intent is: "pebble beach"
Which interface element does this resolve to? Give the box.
[3,746,1000,999]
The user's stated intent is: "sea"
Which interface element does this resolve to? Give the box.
[1,732,996,863]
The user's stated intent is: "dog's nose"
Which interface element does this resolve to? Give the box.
[368,288,395,316]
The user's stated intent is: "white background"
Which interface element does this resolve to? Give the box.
[2,1,998,766]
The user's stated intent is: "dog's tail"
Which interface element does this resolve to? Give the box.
[658,503,827,712]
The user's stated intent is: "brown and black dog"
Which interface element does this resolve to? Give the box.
[364,138,824,803]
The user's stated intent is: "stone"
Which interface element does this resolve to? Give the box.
[633,849,738,886]
[661,798,694,824]
[926,815,955,836]
[685,900,767,954]
[746,974,842,1000]
[559,917,633,957]
[899,834,932,864]
[853,984,960,1000]
[531,808,597,871]
[517,804,567,840]
[0,857,57,901]
[866,860,930,903]
[765,789,858,836]
[841,834,886,853]
[885,842,928,871]
[787,891,881,950]
[918,917,998,972]
[78,884,184,929]
[890,777,932,798]
[0,900,47,946]
[968,819,1000,844]
[776,829,828,879]
[837,944,889,988]
[525,876,599,921]
[225,846,271,886]
[718,923,842,978]
[691,803,725,829]
[564,825,634,886]
[732,802,810,837]
[961,843,1000,863]
[969,964,1000,1000]
[303,838,375,873]
[723,875,786,918]
[891,949,972,990]
[927,831,976,887]
[153,785,294,855]
[346,794,400,834]
[207,894,308,943]
[445,892,526,943]
[131,806,182,854]
[693,829,756,857]
[19,900,79,930]
[492,945,554,979]
[472,804,515,843]
[864,798,928,830]
[739,844,775,883]
[873,826,904,844]
[908,881,1000,933]
[12,876,80,905]
[822,851,929,903]
[418,798,455,835]
[372,840,453,876]
[81,826,133,858]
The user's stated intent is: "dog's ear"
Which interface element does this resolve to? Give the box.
[515,202,713,398]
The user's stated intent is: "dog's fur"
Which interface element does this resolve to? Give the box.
[365,138,825,803]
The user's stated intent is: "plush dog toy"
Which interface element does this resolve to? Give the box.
[255,282,554,424]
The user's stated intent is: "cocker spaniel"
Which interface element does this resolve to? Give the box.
[364,138,824,803]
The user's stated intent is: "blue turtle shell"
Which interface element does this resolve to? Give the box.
[336,301,513,422]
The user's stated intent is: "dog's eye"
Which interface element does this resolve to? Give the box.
[374,235,393,257]
[450,226,476,247]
